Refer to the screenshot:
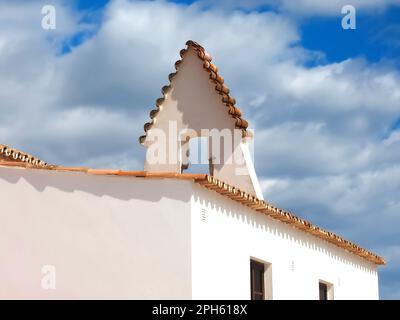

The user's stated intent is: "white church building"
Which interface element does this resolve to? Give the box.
[0,41,384,300]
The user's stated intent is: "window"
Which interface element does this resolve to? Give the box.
[181,136,210,173]
[319,281,334,300]
[250,260,264,300]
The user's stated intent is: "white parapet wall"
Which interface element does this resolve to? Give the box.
[0,167,193,299]
[190,183,379,300]
[0,166,380,299]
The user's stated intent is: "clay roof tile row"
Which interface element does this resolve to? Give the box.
[196,175,385,265]
[0,160,385,266]
[0,144,49,167]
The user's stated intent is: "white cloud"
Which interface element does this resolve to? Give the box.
[384,129,400,145]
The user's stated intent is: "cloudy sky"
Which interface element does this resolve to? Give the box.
[0,0,399,298]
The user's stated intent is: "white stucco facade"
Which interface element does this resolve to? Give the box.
[190,184,379,300]
[0,166,193,299]
[0,166,379,299]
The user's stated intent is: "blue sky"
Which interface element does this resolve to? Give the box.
[66,0,400,65]
[0,0,399,299]
[300,7,400,64]
[70,0,400,64]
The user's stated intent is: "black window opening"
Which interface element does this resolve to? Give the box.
[319,282,328,300]
[250,260,265,300]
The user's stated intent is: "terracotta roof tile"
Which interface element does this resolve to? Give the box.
[139,40,250,144]
[0,144,49,168]
[0,161,385,266]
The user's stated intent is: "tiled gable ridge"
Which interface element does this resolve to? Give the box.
[139,40,249,144]
[0,144,49,167]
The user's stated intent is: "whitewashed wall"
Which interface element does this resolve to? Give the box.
[190,184,379,300]
[0,167,193,299]
[0,166,380,299]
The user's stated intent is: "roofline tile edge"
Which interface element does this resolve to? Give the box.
[0,161,385,266]
[0,144,49,167]
[139,40,249,145]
